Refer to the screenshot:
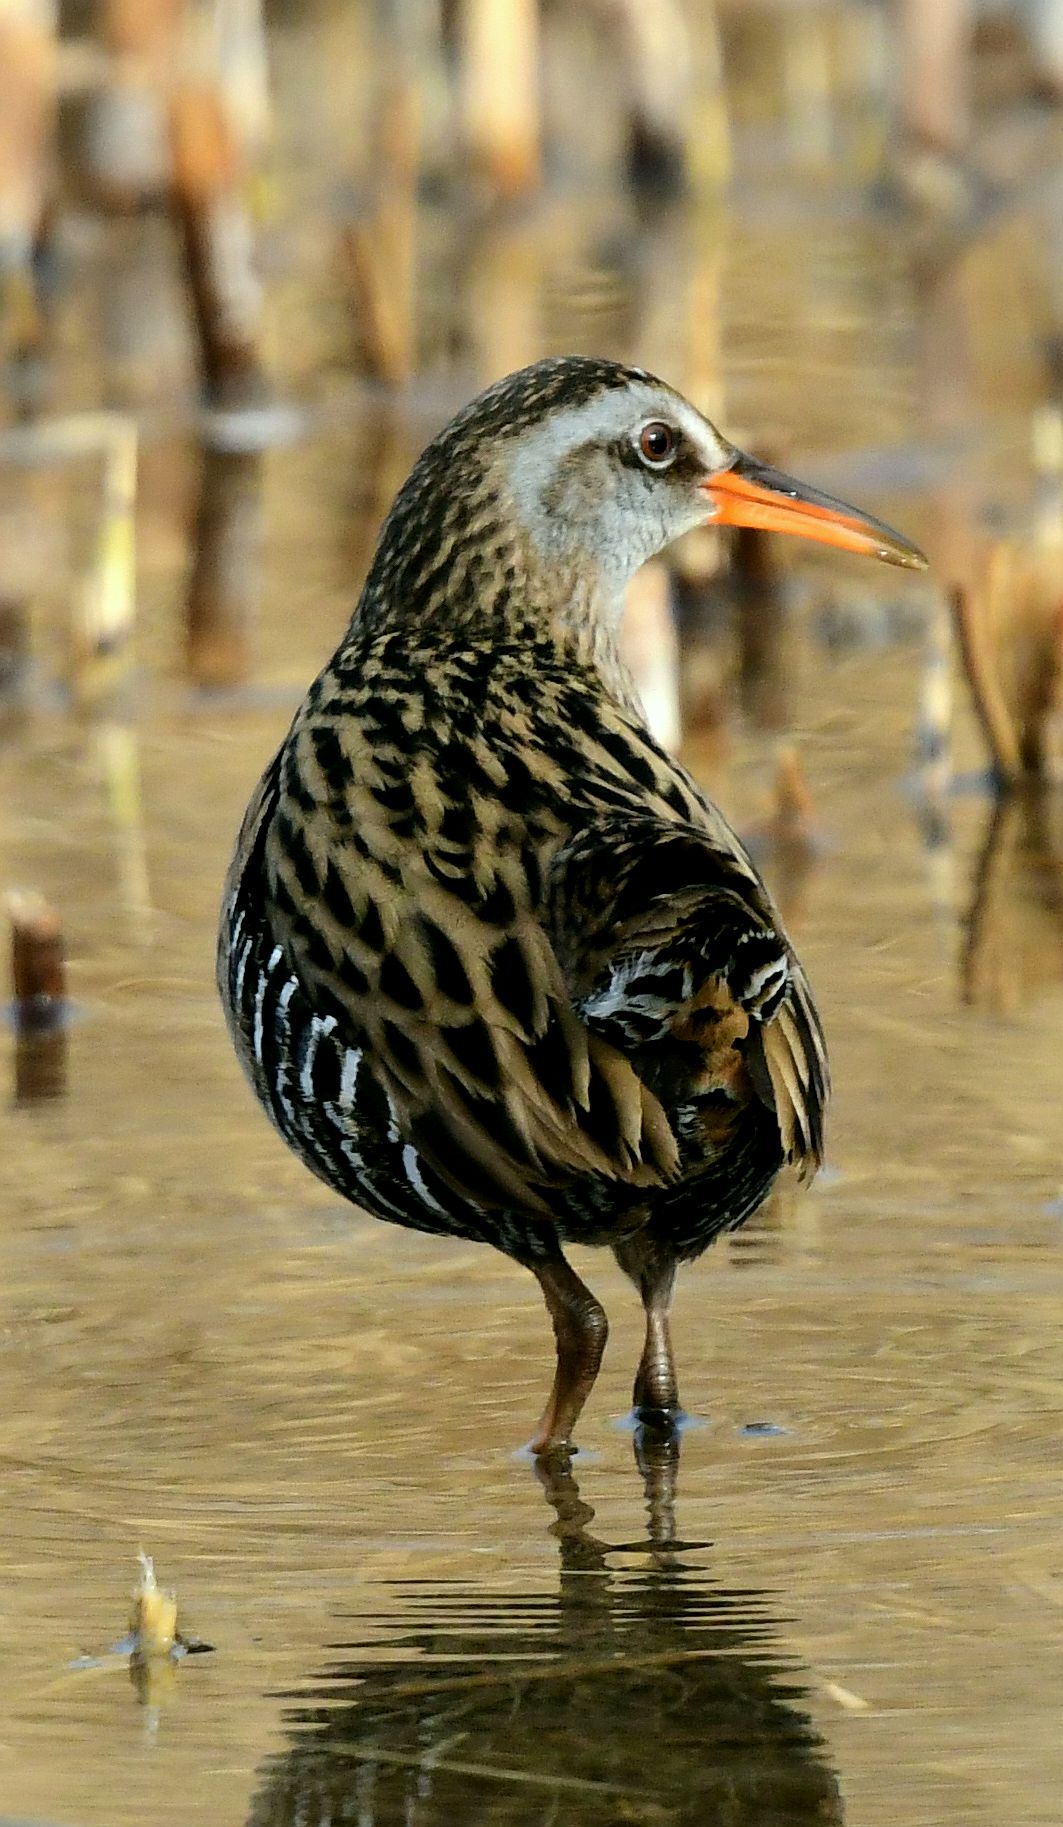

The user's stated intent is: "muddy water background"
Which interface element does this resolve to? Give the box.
[3,8,1063,1826]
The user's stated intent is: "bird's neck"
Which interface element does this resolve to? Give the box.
[353,478,638,703]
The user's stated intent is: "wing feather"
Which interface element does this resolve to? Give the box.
[546,811,830,1180]
[256,703,826,1217]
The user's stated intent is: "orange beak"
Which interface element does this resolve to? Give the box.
[703,452,927,571]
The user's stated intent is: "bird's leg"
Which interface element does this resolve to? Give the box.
[532,1447,612,1571]
[634,1422,682,1567]
[613,1235,680,1425]
[528,1252,609,1454]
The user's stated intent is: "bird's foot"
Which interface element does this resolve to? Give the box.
[516,1431,573,1463]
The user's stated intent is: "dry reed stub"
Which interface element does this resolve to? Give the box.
[949,581,1023,786]
[772,745,815,843]
[9,889,68,1103]
[8,889,65,1026]
[342,213,415,388]
[130,1551,178,1658]
[127,1550,213,1711]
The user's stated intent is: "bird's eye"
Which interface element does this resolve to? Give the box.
[637,421,679,469]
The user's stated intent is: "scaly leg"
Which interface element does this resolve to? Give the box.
[528,1252,609,1454]
[613,1234,680,1423]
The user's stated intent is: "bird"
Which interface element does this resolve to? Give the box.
[218,355,926,1455]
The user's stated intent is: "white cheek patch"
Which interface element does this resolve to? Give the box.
[506,386,733,593]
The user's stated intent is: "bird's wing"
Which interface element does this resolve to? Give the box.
[546,814,829,1179]
[260,733,680,1217]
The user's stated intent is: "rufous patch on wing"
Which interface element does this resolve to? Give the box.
[671,977,751,1098]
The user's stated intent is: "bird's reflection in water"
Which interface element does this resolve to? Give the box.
[247,1435,843,1826]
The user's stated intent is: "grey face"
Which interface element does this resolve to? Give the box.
[503,382,736,603]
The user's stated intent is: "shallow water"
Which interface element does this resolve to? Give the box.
[3,18,1063,1827]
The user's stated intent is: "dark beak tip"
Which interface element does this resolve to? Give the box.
[885,543,930,573]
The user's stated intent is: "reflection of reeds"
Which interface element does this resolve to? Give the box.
[72,416,138,705]
[9,888,64,1014]
[185,443,261,688]
[94,720,153,936]
[748,747,820,943]
[962,786,1063,1011]
[342,71,419,388]
[0,411,139,703]
[732,515,789,731]
[462,209,542,381]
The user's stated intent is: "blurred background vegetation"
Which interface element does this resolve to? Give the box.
[3,0,1062,1048]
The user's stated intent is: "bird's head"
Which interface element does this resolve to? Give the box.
[365,357,927,634]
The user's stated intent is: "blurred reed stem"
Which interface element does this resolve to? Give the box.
[457,0,540,199]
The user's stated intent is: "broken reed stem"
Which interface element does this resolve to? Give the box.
[898,0,973,156]
[0,0,58,362]
[949,582,1023,785]
[773,746,814,838]
[9,890,65,1023]
[619,0,692,198]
